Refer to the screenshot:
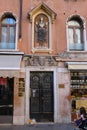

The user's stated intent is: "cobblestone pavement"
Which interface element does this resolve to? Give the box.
[0,123,77,130]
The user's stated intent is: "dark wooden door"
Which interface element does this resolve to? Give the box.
[0,78,14,123]
[30,72,54,122]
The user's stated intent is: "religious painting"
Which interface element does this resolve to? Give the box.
[34,13,49,48]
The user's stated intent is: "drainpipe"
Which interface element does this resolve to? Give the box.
[19,0,22,40]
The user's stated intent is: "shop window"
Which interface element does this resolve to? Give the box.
[0,77,14,116]
[0,13,17,50]
[70,71,87,121]
[67,16,85,51]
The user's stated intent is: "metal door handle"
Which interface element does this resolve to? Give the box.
[32,89,36,97]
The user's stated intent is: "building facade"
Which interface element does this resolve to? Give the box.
[0,0,87,125]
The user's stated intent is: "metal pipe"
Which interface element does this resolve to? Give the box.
[19,0,22,39]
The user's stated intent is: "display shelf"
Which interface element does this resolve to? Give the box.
[71,87,87,89]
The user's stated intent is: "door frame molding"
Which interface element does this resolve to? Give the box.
[25,66,58,124]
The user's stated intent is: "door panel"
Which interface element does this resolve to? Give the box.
[30,72,54,122]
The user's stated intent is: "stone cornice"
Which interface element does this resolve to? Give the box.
[56,51,87,62]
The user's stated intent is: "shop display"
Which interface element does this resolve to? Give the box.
[71,71,87,121]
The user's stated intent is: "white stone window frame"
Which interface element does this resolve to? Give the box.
[32,11,52,53]
[0,12,18,51]
[66,14,87,52]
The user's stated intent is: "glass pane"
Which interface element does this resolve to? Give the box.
[2,18,15,24]
[68,21,80,27]
[9,27,15,43]
[68,28,74,44]
[75,28,81,43]
[1,27,7,43]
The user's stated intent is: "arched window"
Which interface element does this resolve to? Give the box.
[0,13,17,49]
[67,16,85,51]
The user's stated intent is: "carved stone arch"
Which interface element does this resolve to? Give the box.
[0,11,18,23]
[66,14,86,27]
[27,2,56,23]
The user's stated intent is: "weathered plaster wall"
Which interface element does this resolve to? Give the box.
[13,72,25,125]
[0,0,87,54]
[57,62,71,122]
